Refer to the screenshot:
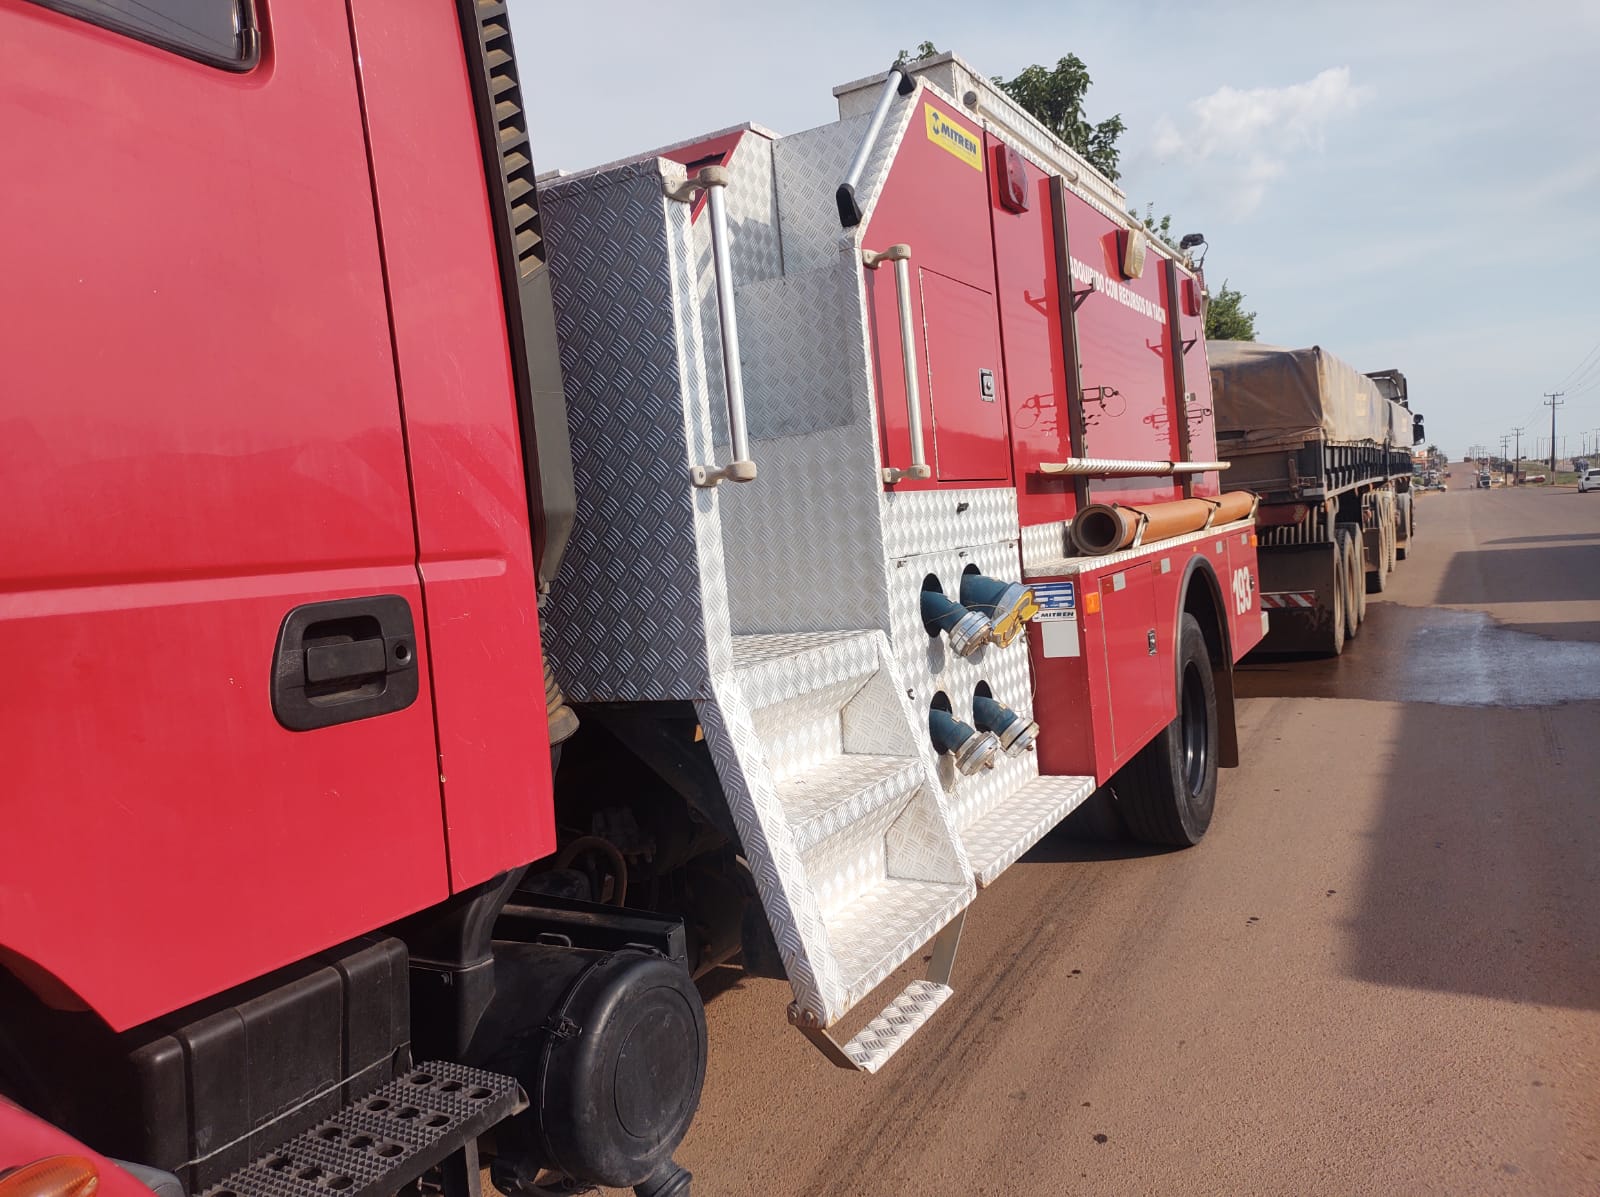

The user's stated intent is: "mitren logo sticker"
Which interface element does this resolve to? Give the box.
[925,104,982,170]
[1031,580,1080,659]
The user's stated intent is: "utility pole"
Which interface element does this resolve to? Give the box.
[1545,392,1564,471]
[1500,435,1510,481]
[1511,426,1523,483]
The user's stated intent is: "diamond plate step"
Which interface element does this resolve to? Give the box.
[201,1063,521,1197]
[839,979,954,1073]
[958,774,1098,886]
[776,753,925,854]
[731,630,881,709]
[827,876,970,1012]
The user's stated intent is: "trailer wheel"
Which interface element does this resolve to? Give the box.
[1323,539,1348,655]
[1395,495,1412,561]
[1365,523,1388,595]
[1115,614,1218,847]
[1336,524,1365,634]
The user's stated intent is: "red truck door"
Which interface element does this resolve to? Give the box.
[0,2,449,1030]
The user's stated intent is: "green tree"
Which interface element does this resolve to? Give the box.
[895,40,940,67]
[1204,281,1257,341]
[993,55,1125,181]
[1135,204,1179,252]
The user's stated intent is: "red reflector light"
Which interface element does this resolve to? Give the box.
[0,1157,99,1197]
[992,142,1029,213]
[1182,277,1201,317]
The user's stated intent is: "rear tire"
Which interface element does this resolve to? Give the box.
[1365,521,1388,595]
[1324,538,1347,655]
[1116,614,1219,847]
[1336,523,1365,634]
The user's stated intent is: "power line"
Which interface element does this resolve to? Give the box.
[1554,338,1600,390]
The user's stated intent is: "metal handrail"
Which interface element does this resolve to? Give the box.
[863,244,932,485]
[1037,457,1230,477]
[837,64,916,228]
[665,165,757,488]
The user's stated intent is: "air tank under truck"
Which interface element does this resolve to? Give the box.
[1,15,1263,1195]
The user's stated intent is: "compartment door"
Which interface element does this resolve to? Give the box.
[1098,563,1169,761]
[919,269,1011,483]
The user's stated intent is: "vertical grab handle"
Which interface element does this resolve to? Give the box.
[863,244,932,485]
[666,165,758,488]
[837,64,917,228]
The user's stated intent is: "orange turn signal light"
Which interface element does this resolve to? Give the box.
[1083,591,1102,616]
[1249,533,1258,546]
[0,1157,99,1197]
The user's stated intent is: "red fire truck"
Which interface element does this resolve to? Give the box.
[1,6,1262,1194]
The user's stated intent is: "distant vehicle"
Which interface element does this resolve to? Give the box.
[1210,344,1420,656]
[1478,471,1492,488]
[1526,473,1547,484]
[1579,468,1600,493]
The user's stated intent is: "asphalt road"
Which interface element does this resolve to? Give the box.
[618,483,1600,1196]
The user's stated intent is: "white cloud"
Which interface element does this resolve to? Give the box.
[1152,67,1366,217]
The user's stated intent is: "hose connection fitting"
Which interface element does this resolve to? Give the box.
[929,706,999,775]
[972,694,1040,757]
[920,587,993,657]
[959,572,1039,648]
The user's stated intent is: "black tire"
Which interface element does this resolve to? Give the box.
[1395,495,1412,561]
[1336,523,1365,634]
[1115,613,1219,847]
[1365,522,1388,595]
[1324,537,1347,655]
[1059,784,1126,842]
[1351,535,1367,626]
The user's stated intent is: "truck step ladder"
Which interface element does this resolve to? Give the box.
[700,632,974,1067]
[200,1064,521,1197]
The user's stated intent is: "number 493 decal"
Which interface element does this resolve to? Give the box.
[1231,566,1255,615]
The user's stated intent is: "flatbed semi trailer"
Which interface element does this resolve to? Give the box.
[1209,341,1423,655]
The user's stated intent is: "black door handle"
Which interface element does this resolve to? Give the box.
[271,595,420,731]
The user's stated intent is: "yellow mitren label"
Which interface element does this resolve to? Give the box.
[925,104,981,170]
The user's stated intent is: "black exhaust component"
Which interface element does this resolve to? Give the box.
[470,942,706,1192]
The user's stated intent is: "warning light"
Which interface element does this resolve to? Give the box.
[1182,277,1202,317]
[992,142,1030,214]
[0,1157,100,1197]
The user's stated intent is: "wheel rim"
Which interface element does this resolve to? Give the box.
[1180,661,1209,796]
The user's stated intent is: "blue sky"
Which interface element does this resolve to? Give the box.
[515,1,1600,460]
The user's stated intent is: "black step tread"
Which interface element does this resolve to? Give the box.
[201,1063,521,1197]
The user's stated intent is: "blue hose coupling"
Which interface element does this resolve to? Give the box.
[929,706,999,775]
[972,694,1040,757]
[921,588,993,657]
[959,573,1039,648]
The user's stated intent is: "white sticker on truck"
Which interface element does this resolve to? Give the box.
[1230,566,1255,616]
[1031,580,1080,658]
